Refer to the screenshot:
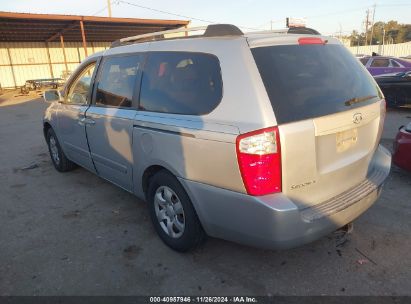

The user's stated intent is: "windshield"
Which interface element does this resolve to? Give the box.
[251,44,382,124]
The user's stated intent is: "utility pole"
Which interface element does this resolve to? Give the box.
[107,0,112,17]
[369,4,376,45]
[364,9,370,46]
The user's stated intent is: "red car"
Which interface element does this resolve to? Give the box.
[393,122,411,171]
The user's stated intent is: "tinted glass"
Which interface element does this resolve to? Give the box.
[67,64,95,104]
[371,58,390,67]
[252,44,381,124]
[95,55,141,108]
[360,58,369,65]
[390,60,400,67]
[139,52,222,115]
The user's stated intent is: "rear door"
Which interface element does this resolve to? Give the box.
[85,54,144,191]
[251,40,385,207]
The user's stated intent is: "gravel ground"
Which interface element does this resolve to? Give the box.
[1,92,410,296]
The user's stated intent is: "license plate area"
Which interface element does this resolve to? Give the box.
[336,128,358,153]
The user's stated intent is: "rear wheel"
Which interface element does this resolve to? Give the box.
[46,128,76,172]
[147,170,205,252]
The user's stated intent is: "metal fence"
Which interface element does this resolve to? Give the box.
[348,42,411,57]
[0,41,111,88]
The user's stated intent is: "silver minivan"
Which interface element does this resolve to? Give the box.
[43,24,391,252]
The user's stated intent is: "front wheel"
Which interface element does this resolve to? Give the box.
[46,128,76,172]
[147,170,205,252]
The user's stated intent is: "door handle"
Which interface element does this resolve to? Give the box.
[78,117,95,125]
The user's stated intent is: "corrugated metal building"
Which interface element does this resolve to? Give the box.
[348,41,411,57]
[0,12,189,88]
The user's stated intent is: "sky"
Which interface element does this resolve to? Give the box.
[1,0,410,36]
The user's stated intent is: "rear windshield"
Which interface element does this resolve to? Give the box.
[252,44,381,124]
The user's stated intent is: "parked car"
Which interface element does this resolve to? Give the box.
[42,24,391,252]
[393,122,411,172]
[374,71,411,107]
[359,56,411,76]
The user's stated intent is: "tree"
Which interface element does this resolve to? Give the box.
[352,20,411,45]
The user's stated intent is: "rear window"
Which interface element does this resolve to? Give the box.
[252,44,381,124]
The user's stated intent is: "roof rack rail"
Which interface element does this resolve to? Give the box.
[110,24,321,48]
[111,24,244,48]
[249,27,320,36]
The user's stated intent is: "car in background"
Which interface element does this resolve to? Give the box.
[393,122,411,172]
[359,56,411,76]
[374,71,411,107]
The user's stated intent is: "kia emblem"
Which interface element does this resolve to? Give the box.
[353,113,363,124]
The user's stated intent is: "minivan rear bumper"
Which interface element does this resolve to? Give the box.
[179,144,391,250]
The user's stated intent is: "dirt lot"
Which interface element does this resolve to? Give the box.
[1,91,410,296]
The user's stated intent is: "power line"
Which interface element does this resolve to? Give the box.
[119,0,216,24]
[306,2,411,20]
[91,0,119,16]
[91,5,108,16]
[377,3,411,7]
[306,5,371,19]
[257,5,377,33]
[118,0,263,31]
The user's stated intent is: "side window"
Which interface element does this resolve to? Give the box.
[139,52,223,115]
[66,63,96,104]
[359,58,369,66]
[390,60,400,67]
[95,55,142,108]
[370,58,390,67]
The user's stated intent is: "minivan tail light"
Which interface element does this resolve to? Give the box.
[236,127,282,196]
[298,37,326,45]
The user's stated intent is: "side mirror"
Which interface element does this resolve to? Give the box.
[43,90,62,103]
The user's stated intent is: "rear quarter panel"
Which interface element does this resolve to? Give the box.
[131,113,244,198]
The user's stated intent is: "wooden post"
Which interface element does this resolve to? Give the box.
[76,47,81,64]
[45,42,54,78]
[60,34,69,73]
[6,47,17,88]
[79,20,88,58]
[107,0,112,17]
[91,41,95,55]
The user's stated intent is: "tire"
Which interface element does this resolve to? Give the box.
[46,128,76,172]
[147,170,205,252]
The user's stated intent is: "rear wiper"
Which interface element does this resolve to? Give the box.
[344,95,377,106]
